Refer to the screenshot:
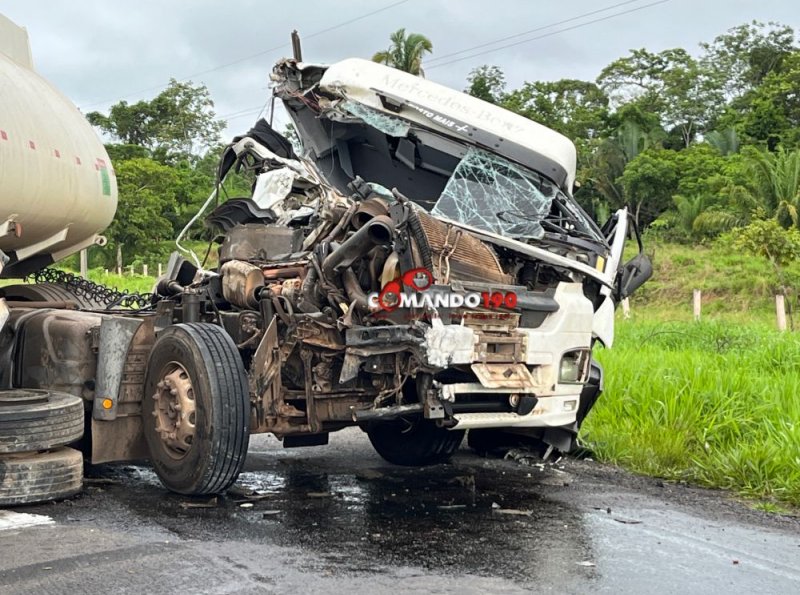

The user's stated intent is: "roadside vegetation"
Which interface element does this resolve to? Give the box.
[580,234,800,510]
[585,319,800,509]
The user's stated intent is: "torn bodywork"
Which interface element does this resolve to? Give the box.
[1,56,650,489]
[148,57,649,455]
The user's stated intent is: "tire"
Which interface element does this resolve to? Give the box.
[0,390,84,454]
[0,282,105,309]
[143,323,250,495]
[467,428,549,457]
[367,418,465,466]
[467,428,514,454]
[0,447,83,506]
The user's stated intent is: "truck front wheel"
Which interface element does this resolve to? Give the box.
[143,323,250,495]
[366,418,464,466]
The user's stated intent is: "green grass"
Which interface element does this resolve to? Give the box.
[631,240,800,317]
[84,269,157,295]
[1,269,157,295]
[583,317,800,508]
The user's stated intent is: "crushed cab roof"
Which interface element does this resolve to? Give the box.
[314,58,577,191]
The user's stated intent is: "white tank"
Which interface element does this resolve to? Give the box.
[0,14,117,276]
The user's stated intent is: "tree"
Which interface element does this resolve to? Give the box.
[372,29,433,76]
[105,158,180,262]
[731,51,800,149]
[743,147,800,227]
[598,48,722,147]
[465,65,506,104]
[581,119,658,220]
[700,21,796,101]
[619,147,680,225]
[673,144,730,198]
[705,128,740,156]
[672,194,712,237]
[650,145,747,238]
[501,79,608,140]
[87,80,225,163]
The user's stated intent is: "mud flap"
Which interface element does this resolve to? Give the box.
[91,318,154,464]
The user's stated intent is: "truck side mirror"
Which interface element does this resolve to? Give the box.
[617,253,652,299]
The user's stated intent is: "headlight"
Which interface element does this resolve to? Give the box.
[559,349,591,384]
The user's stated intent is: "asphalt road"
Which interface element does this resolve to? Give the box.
[1,428,799,594]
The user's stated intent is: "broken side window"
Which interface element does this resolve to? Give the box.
[431,148,557,239]
[340,101,410,137]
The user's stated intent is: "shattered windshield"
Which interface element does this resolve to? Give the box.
[431,148,557,239]
[431,148,601,243]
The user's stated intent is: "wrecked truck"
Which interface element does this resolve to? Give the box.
[0,52,651,500]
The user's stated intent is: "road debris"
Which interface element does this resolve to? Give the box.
[179,497,218,509]
[493,508,533,517]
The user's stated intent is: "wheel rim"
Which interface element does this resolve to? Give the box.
[151,362,197,459]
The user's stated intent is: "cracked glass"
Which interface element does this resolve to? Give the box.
[340,101,410,137]
[431,148,557,239]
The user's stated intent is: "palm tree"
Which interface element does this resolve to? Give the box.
[587,120,659,224]
[372,29,433,76]
[705,128,740,156]
[747,147,800,227]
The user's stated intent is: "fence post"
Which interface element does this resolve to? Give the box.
[129,265,134,276]
[776,294,787,332]
[143,264,148,277]
[693,289,702,322]
[622,298,631,319]
[79,249,88,279]
[158,263,163,278]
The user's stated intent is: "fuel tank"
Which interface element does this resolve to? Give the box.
[0,14,117,277]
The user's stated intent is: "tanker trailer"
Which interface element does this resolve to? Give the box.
[0,13,117,505]
[0,14,117,279]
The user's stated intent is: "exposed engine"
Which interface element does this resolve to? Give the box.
[147,57,651,453]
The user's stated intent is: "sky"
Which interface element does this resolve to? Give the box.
[2,0,798,139]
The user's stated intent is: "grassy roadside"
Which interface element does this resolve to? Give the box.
[582,241,800,511]
[583,315,800,510]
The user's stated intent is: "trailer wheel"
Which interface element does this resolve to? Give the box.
[367,418,464,466]
[143,323,250,495]
[0,447,83,506]
[0,390,84,454]
[0,282,105,309]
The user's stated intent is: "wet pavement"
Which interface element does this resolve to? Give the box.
[1,428,799,594]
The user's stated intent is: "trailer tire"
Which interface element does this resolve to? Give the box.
[0,282,105,309]
[0,447,83,506]
[0,390,84,454]
[367,418,464,466]
[143,323,250,496]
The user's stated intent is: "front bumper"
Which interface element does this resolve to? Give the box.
[445,393,582,430]
[345,282,601,432]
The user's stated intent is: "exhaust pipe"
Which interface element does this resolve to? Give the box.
[322,215,394,280]
[342,268,370,312]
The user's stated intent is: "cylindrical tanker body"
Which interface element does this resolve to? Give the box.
[0,14,117,277]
